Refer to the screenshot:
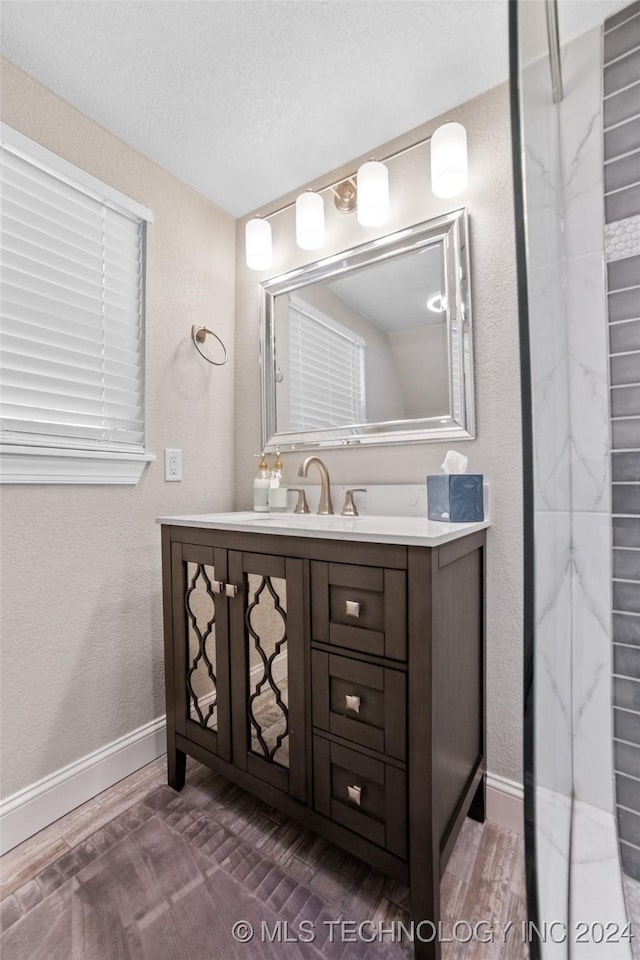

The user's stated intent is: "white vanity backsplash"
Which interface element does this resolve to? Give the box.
[289,482,491,520]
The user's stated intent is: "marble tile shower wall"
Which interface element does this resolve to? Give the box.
[523,35,572,940]
[528,25,614,817]
[603,0,640,880]
[524,47,571,808]
[561,27,614,819]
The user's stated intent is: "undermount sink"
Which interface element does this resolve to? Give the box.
[220,511,364,530]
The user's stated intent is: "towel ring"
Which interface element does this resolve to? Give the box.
[191,325,228,366]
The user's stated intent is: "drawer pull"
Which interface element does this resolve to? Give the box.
[345,600,361,618]
[211,580,224,595]
[224,583,239,598]
[347,784,362,806]
[345,694,361,714]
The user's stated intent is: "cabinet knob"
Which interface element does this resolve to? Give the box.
[345,600,361,618]
[347,784,362,806]
[224,583,238,598]
[345,694,361,714]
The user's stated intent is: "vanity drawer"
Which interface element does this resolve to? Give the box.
[312,650,406,760]
[313,737,407,859]
[311,561,407,660]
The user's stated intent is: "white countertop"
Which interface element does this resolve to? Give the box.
[156,511,490,547]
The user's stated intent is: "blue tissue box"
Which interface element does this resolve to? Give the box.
[427,474,484,523]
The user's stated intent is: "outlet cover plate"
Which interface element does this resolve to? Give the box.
[164,448,182,482]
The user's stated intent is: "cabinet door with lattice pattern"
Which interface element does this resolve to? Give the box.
[171,541,231,760]
[228,551,306,801]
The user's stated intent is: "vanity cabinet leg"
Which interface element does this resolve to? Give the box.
[413,939,441,960]
[468,772,486,823]
[168,743,186,790]
[410,894,442,960]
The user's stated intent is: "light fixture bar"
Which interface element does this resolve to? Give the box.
[256,133,435,222]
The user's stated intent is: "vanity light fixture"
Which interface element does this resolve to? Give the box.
[356,160,389,227]
[245,217,272,271]
[430,122,468,198]
[295,190,325,250]
[245,124,469,270]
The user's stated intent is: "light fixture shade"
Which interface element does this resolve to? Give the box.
[356,160,389,227]
[296,191,325,250]
[430,122,468,198]
[245,217,272,271]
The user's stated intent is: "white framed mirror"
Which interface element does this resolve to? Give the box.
[260,207,474,450]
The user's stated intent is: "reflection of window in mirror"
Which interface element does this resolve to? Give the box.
[281,294,366,432]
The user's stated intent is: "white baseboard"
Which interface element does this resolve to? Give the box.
[0,716,166,855]
[0,715,524,856]
[486,772,524,834]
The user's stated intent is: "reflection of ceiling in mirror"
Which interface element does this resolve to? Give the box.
[322,244,445,333]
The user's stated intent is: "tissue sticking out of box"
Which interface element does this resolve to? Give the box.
[441,450,468,474]
[427,454,484,523]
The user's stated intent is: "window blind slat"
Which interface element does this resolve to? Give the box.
[2,262,142,315]
[0,419,144,447]
[2,165,145,253]
[1,304,141,355]
[1,392,142,425]
[1,217,141,291]
[2,150,104,218]
[0,138,146,453]
[1,190,106,248]
[2,349,138,397]
[3,249,105,301]
[2,274,142,329]
[0,408,143,431]
[2,234,142,299]
[2,264,105,314]
[1,332,139,381]
[287,305,365,432]
[2,216,106,275]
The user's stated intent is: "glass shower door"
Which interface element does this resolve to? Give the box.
[512,2,632,957]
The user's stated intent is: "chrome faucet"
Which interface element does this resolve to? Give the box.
[297,456,334,515]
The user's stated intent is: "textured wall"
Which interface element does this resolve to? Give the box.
[234,84,524,784]
[0,59,236,798]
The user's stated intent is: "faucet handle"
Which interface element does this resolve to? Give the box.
[341,488,367,517]
[288,488,310,514]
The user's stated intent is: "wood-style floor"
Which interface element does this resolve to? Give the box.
[0,757,527,958]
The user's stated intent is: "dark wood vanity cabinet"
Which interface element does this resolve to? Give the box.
[161,523,486,960]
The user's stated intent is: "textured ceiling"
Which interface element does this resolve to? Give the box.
[0,0,630,217]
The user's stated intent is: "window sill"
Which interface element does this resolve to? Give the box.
[0,444,156,485]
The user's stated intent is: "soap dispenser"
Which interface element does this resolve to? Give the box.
[268,448,288,513]
[253,452,270,513]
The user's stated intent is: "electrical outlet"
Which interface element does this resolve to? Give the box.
[164,448,182,482]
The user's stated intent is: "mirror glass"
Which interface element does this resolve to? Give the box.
[260,209,474,450]
[246,573,289,769]
[185,561,219,731]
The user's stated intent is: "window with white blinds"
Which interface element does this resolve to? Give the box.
[288,297,366,432]
[0,124,154,483]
